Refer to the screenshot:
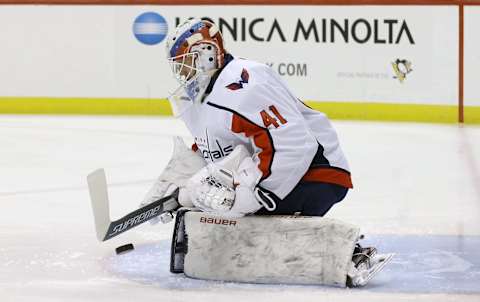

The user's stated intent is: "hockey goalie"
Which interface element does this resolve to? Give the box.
[147,18,393,287]
[88,18,393,288]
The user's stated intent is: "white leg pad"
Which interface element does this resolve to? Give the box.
[182,211,360,287]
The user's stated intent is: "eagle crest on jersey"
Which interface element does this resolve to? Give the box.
[165,19,226,104]
[226,68,250,91]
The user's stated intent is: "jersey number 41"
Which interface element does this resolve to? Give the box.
[260,105,288,129]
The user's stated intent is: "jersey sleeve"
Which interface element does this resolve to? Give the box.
[217,65,320,199]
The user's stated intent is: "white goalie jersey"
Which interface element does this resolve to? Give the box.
[174,57,352,200]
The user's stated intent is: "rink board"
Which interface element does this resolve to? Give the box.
[106,234,480,294]
[2,97,480,124]
[0,5,458,104]
[2,5,480,123]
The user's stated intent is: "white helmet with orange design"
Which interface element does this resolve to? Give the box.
[166,18,226,105]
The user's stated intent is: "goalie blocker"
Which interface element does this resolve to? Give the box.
[171,210,360,287]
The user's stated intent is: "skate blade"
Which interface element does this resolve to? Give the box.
[362,253,395,285]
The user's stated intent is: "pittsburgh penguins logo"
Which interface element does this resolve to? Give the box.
[226,68,250,91]
[392,59,413,83]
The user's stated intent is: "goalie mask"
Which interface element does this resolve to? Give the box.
[166,19,226,108]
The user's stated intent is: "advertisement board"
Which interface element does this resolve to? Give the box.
[0,5,459,106]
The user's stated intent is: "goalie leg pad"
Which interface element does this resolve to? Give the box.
[178,211,360,287]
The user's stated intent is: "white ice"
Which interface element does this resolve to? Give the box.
[0,115,479,302]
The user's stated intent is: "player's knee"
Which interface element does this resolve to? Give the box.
[300,183,349,216]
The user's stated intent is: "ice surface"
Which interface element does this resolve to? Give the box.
[0,115,479,302]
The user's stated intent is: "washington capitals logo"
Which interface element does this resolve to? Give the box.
[226,69,249,91]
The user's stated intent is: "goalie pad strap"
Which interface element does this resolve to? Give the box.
[170,209,190,273]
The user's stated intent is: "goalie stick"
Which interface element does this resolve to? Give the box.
[87,169,179,242]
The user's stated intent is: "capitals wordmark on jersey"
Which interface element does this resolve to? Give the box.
[195,135,234,160]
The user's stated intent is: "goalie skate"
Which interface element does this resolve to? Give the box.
[347,250,394,287]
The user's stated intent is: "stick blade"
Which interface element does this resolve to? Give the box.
[87,168,112,242]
